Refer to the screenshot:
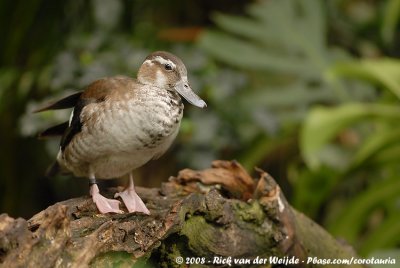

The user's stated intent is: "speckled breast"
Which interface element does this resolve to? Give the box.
[61,87,184,178]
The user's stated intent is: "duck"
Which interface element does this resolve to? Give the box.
[36,51,206,214]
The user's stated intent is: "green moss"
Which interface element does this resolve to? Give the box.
[180,216,216,256]
[89,251,139,268]
[233,200,265,225]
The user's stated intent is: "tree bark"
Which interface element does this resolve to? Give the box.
[0,160,364,268]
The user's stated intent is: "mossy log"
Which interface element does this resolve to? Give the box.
[0,160,364,268]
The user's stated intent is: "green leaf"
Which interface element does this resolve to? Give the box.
[199,0,336,78]
[238,135,294,171]
[328,176,400,243]
[350,127,400,169]
[211,13,274,45]
[381,0,400,45]
[199,31,316,77]
[372,143,400,166]
[241,84,334,108]
[329,58,400,99]
[298,0,325,46]
[361,214,400,256]
[291,166,339,218]
[300,103,400,169]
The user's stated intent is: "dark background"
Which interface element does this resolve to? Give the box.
[1,0,399,259]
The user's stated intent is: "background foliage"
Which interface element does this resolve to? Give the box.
[1,0,399,260]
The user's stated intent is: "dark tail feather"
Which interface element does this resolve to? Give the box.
[38,121,69,139]
[45,161,61,177]
[33,91,82,113]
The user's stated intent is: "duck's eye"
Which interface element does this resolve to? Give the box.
[164,63,173,71]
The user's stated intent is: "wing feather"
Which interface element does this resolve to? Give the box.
[38,121,69,139]
[34,92,83,113]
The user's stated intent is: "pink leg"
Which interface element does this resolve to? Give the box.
[114,174,150,215]
[89,174,123,214]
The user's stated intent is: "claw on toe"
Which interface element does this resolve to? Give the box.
[90,183,123,214]
[92,193,123,214]
[114,190,150,215]
[113,174,150,215]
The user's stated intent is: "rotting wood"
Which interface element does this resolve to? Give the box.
[0,160,365,268]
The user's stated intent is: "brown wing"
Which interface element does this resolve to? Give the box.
[39,76,136,150]
[59,77,125,151]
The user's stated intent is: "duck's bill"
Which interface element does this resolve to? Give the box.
[175,81,207,108]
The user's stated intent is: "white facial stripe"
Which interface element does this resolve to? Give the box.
[154,56,176,69]
[143,59,154,66]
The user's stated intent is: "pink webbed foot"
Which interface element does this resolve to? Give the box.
[114,175,150,215]
[90,184,123,214]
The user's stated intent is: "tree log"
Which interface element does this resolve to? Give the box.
[0,160,364,267]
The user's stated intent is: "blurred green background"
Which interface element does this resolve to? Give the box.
[1,0,399,259]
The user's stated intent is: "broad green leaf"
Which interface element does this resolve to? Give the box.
[301,103,400,169]
[329,58,400,99]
